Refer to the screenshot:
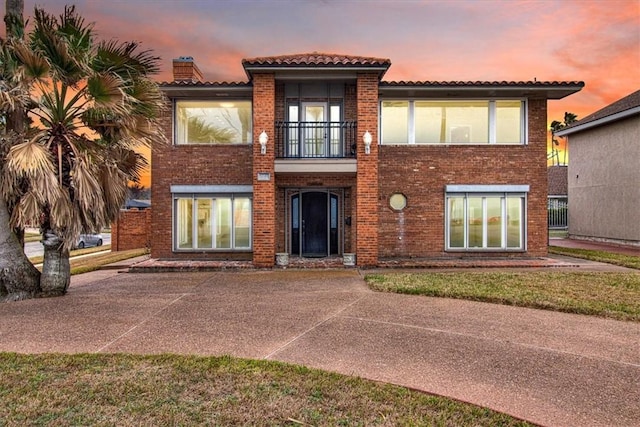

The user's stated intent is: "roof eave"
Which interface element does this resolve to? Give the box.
[379,84,584,99]
[160,83,253,98]
[243,65,390,80]
[555,106,640,136]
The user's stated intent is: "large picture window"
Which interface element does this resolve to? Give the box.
[381,100,525,145]
[175,100,252,144]
[446,186,526,251]
[174,194,251,250]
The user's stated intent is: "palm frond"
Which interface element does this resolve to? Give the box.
[87,73,124,105]
[70,153,105,218]
[12,39,51,81]
[94,40,160,78]
[97,159,129,221]
[9,191,42,229]
[31,7,86,86]
[5,136,55,180]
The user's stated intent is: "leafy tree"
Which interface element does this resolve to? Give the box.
[549,112,577,165]
[0,5,166,299]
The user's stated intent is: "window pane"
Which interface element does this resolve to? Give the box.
[507,197,523,248]
[176,100,252,144]
[176,198,193,249]
[448,197,465,248]
[468,197,483,247]
[197,199,212,248]
[382,101,409,144]
[486,197,502,248]
[216,198,232,249]
[415,101,488,143]
[234,198,251,248]
[496,101,522,144]
[288,105,299,156]
[415,102,446,143]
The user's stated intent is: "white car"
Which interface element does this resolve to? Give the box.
[75,233,103,249]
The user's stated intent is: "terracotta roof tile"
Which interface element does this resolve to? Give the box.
[159,81,250,87]
[242,52,391,67]
[381,80,584,87]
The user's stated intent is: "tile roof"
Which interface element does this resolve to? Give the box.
[381,80,584,87]
[159,80,250,87]
[242,52,391,67]
[548,165,568,196]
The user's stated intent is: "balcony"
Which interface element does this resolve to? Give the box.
[275,121,357,159]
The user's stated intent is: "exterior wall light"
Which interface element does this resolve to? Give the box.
[259,130,268,155]
[363,130,372,155]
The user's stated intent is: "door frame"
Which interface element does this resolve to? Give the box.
[286,188,343,257]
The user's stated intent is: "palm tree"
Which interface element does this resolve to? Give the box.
[550,112,577,165]
[1,5,165,298]
[0,0,42,301]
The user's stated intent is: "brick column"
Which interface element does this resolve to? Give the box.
[527,98,549,256]
[356,73,379,267]
[252,73,276,267]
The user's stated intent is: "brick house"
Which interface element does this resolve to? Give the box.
[151,53,583,267]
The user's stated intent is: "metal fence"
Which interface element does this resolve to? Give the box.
[548,197,568,229]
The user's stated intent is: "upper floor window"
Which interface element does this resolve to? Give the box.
[175,100,252,144]
[381,100,525,145]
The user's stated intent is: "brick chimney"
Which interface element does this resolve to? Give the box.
[172,56,204,82]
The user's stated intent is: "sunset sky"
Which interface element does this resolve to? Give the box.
[12,0,640,186]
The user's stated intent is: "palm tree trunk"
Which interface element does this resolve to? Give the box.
[0,198,41,301]
[39,230,70,297]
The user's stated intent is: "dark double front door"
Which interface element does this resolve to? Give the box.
[291,191,339,257]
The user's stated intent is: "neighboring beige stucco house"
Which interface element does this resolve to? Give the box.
[556,90,640,246]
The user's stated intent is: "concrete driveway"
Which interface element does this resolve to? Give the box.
[1,268,639,427]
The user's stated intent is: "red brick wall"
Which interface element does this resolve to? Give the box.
[252,73,276,267]
[356,73,380,266]
[150,100,253,260]
[111,209,151,251]
[378,98,549,258]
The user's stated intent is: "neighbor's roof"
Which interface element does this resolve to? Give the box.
[548,165,568,196]
[380,80,585,100]
[555,89,640,136]
[242,52,391,78]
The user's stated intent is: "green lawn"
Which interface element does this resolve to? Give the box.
[366,271,640,321]
[0,353,532,426]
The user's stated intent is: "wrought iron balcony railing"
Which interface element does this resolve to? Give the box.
[275,121,357,159]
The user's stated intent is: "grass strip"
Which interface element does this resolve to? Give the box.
[0,353,532,426]
[366,271,640,321]
[549,246,640,269]
[30,247,147,275]
[68,248,148,275]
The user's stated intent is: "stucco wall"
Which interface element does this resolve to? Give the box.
[567,115,640,244]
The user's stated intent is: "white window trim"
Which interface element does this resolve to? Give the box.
[172,191,252,252]
[173,99,253,145]
[444,187,528,252]
[380,99,527,145]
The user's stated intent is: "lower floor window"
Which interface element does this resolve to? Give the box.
[446,192,525,250]
[174,195,251,250]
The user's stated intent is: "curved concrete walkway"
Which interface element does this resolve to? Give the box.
[1,268,638,427]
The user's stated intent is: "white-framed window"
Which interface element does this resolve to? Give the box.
[445,185,528,251]
[175,100,252,144]
[381,100,526,145]
[174,193,252,251]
